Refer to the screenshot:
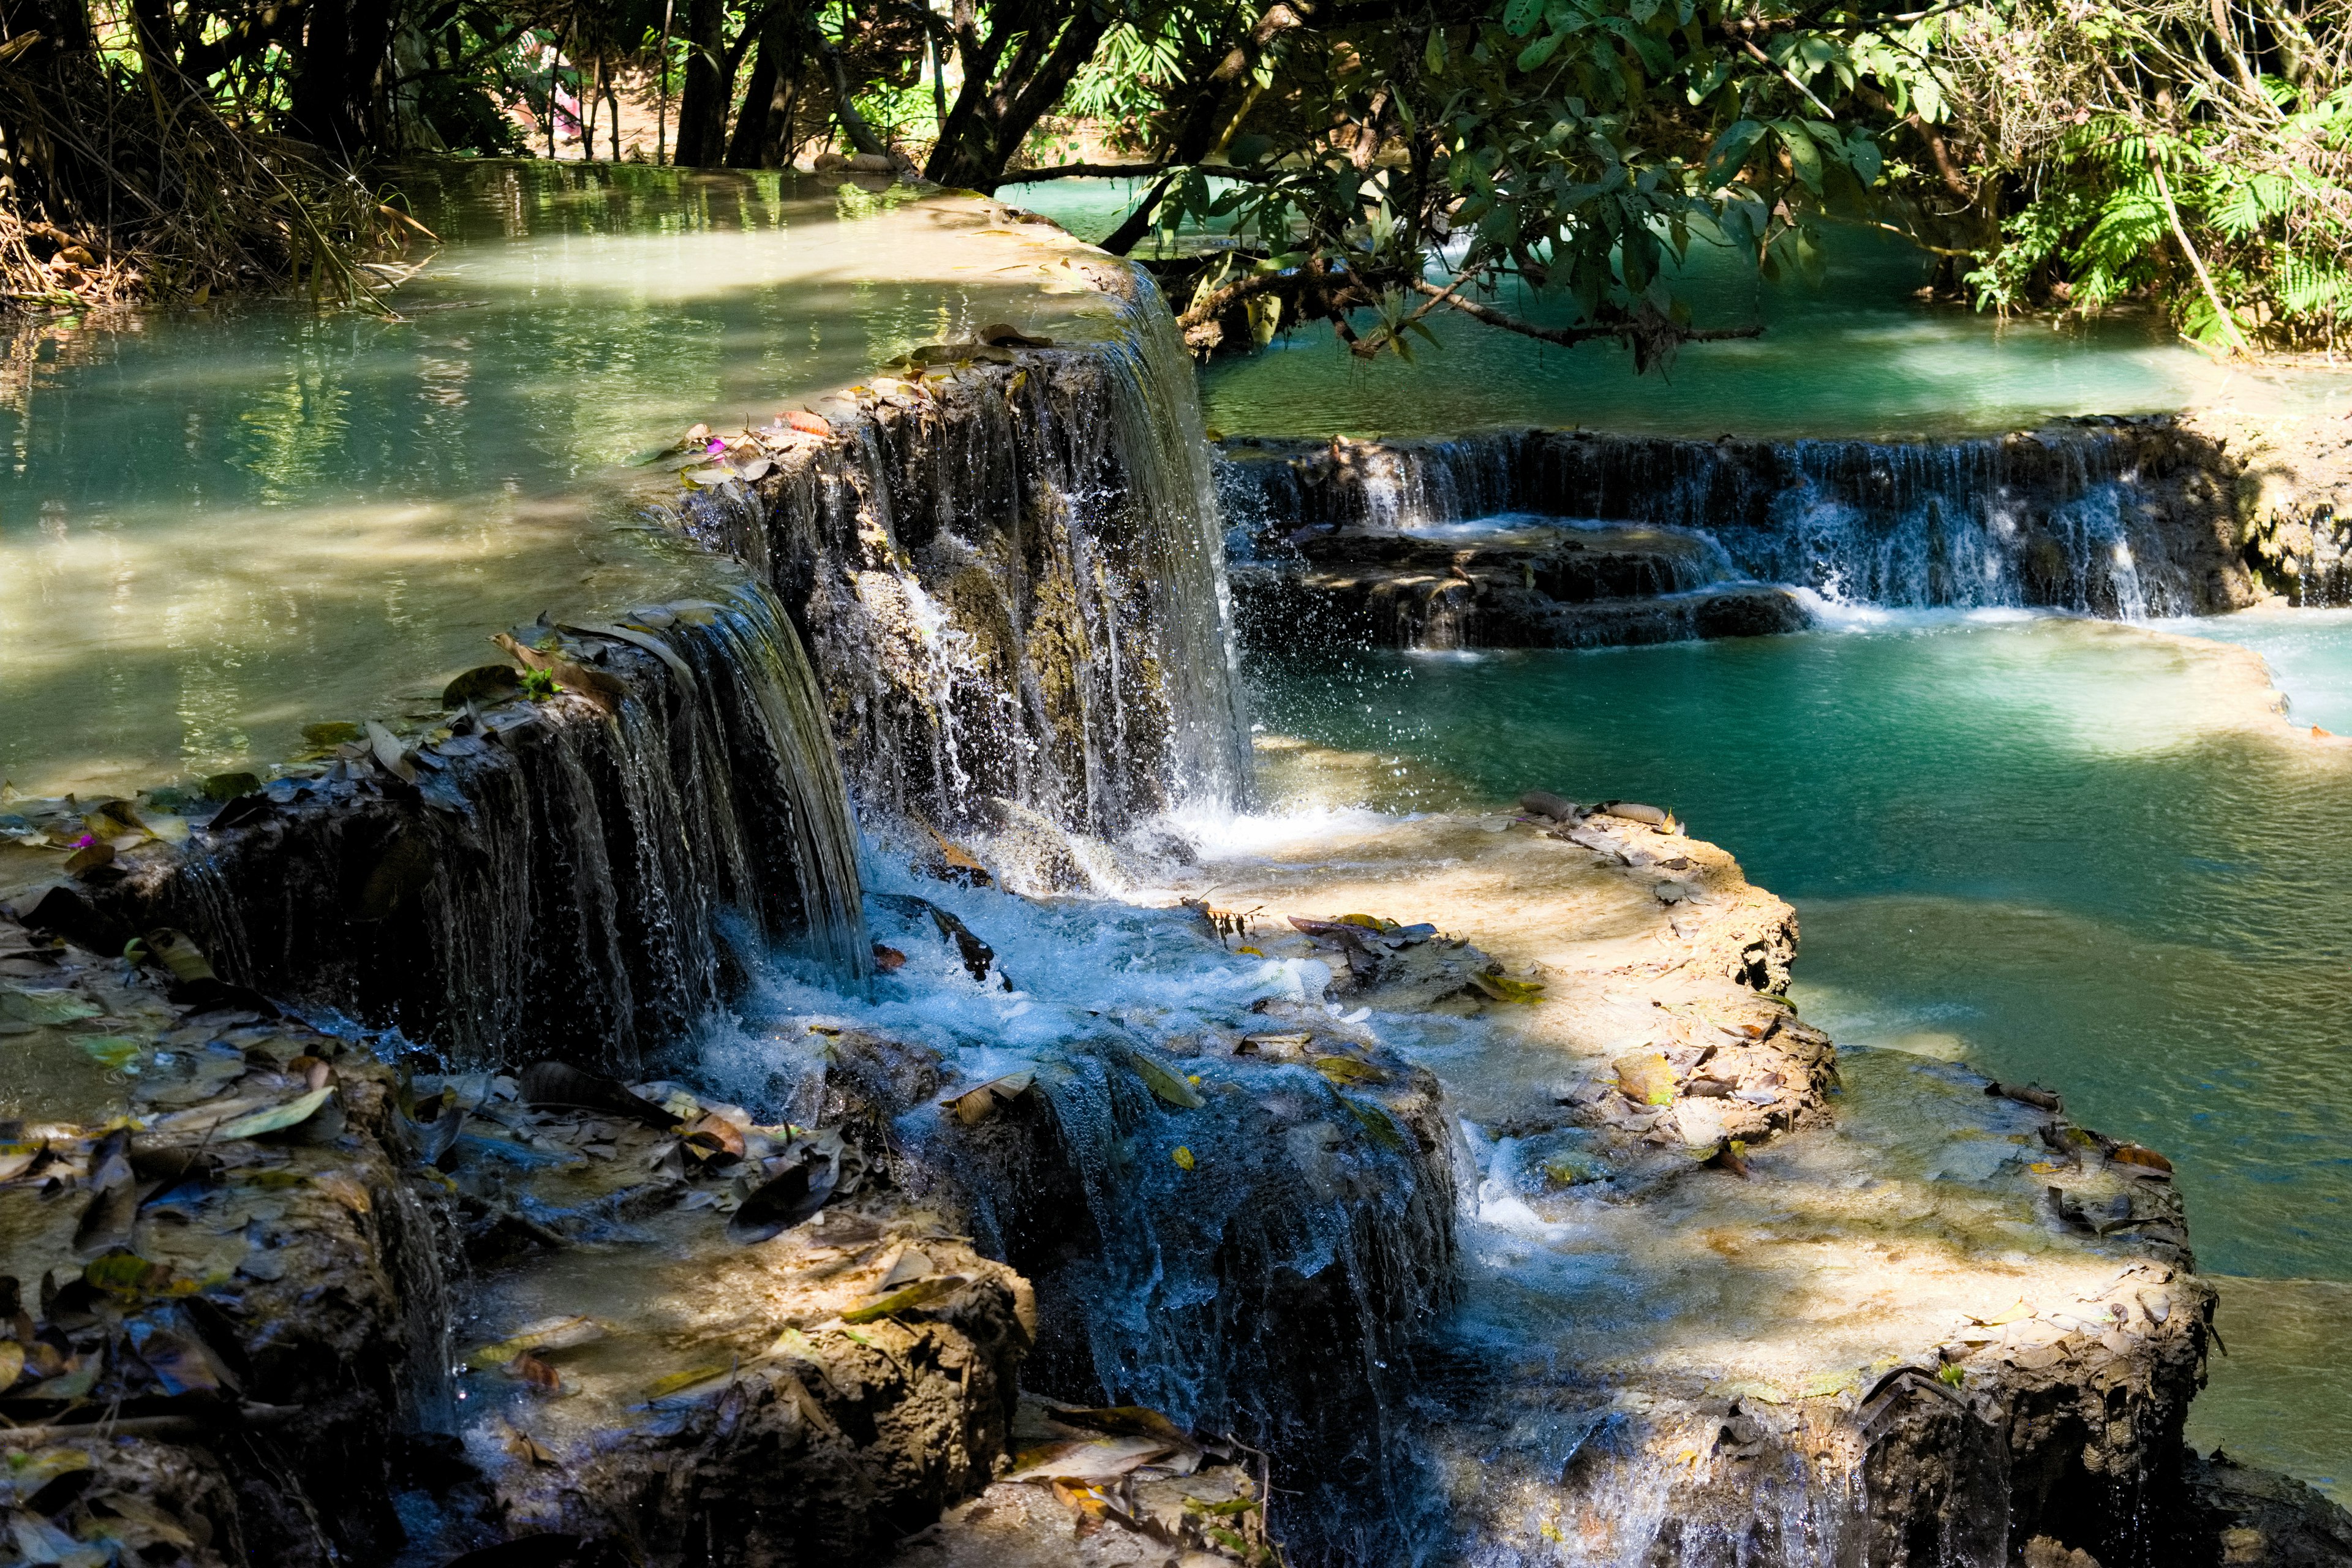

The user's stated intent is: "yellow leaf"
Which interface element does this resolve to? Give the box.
[1171,1145,1195,1171]
[1613,1052,1677,1107]
[1965,1299,2035,1327]
[646,1365,730,1398]
[1470,972,1545,1003]
[840,1275,962,1324]
[1130,1050,1204,1109]
[1311,1055,1390,1086]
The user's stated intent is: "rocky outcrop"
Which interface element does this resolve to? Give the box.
[1169,796,2324,1567]
[1231,520,1808,652]
[2188,404,2352,606]
[0,912,458,1567]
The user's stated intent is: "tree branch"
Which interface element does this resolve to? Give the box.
[1410,279,1765,350]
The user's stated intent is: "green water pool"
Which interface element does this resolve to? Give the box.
[0,163,1112,799]
[1250,611,2352,1496]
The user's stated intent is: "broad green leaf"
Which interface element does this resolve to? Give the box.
[1847,135,1883,187]
[1517,27,1569,71]
[1504,0,1543,39]
[1704,119,1767,184]
[1777,121,1824,192]
[840,1275,962,1323]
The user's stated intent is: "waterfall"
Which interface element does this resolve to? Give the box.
[668,272,1250,836]
[1218,421,2252,619]
[902,1036,1460,1563]
[149,582,865,1068]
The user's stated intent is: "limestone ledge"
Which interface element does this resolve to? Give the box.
[1166,788,2347,1566]
[1230,520,1811,653]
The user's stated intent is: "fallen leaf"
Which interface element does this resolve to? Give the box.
[1311,1055,1390,1087]
[516,1061,674,1128]
[1129,1050,1204,1109]
[130,1327,228,1396]
[1171,1145,1196,1172]
[470,1314,606,1366]
[0,1341,23,1389]
[918,822,993,887]
[941,1070,1034,1126]
[365,720,418,785]
[491,1417,559,1464]
[728,1148,840,1244]
[1613,1052,1676,1107]
[301,721,365,748]
[0,987,101,1025]
[81,1492,196,1552]
[646,1365,731,1399]
[143,928,216,985]
[2109,1143,2173,1174]
[200,771,261,802]
[510,1351,562,1390]
[1964,1299,2035,1327]
[878,1247,934,1289]
[1471,972,1545,1004]
[840,1275,962,1323]
[82,1248,173,1297]
[78,1036,141,1069]
[214,1085,336,1140]
[441,665,522,707]
[1002,1434,1179,1484]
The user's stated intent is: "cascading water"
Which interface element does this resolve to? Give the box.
[665,274,1251,838]
[699,857,1462,1566]
[145,581,865,1067]
[1217,421,2251,619]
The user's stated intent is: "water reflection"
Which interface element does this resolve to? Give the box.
[0,163,1118,797]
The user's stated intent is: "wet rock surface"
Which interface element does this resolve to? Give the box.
[0,590,867,1072]
[1231,519,1811,652]
[0,911,454,1568]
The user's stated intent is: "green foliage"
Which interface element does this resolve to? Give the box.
[1150,0,1915,365]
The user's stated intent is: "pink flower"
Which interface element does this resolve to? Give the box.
[704,438,726,457]
[70,834,95,848]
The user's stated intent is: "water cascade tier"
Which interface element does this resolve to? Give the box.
[661,276,1250,834]
[19,587,865,1068]
[1216,423,2258,646]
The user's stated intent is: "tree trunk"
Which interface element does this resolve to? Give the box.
[285,0,402,157]
[728,6,805,167]
[673,0,729,166]
[922,0,1112,191]
[655,0,674,163]
[723,37,778,164]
